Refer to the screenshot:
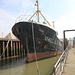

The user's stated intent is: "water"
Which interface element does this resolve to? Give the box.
[0,55,60,75]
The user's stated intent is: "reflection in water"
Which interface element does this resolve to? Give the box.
[0,55,60,75]
[0,55,26,70]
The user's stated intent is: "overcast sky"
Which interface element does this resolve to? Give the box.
[0,0,75,39]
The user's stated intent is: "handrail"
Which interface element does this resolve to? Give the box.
[53,46,69,75]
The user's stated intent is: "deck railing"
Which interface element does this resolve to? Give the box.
[53,46,70,75]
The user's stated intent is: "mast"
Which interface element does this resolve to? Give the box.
[36,0,40,22]
[28,0,51,26]
[28,0,40,22]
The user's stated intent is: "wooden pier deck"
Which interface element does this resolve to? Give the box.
[62,48,75,75]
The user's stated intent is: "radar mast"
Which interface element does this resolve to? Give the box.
[28,0,51,26]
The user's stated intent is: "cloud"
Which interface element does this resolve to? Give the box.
[1,0,20,6]
[2,0,34,8]
[0,9,16,25]
[21,0,34,8]
[0,9,15,20]
[0,0,75,39]
[0,9,17,37]
[0,0,35,37]
[55,12,75,39]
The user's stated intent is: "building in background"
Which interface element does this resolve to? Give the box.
[5,33,19,40]
[73,37,75,48]
[5,33,19,48]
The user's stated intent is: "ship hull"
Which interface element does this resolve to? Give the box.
[12,22,63,62]
[27,51,62,62]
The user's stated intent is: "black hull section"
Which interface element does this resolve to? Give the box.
[12,22,63,54]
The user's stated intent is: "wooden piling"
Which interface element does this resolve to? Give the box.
[4,41,7,58]
[8,41,11,57]
[20,43,22,56]
[12,41,14,56]
[17,41,19,55]
[0,38,23,59]
[0,41,3,58]
[15,41,17,55]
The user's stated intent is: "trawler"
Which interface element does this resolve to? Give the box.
[12,0,63,62]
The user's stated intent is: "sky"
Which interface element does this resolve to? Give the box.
[0,0,75,39]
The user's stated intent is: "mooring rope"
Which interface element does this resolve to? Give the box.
[0,34,11,59]
[32,21,40,75]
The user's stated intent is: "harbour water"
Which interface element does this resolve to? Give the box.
[0,55,60,75]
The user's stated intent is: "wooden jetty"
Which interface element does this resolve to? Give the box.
[0,38,26,59]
